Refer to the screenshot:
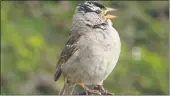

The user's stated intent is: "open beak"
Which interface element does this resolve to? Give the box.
[104,7,117,20]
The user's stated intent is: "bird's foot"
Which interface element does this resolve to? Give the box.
[78,82,101,95]
[94,85,114,95]
[85,89,101,95]
[77,91,101,95]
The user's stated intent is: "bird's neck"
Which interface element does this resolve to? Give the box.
[107,19,113,27]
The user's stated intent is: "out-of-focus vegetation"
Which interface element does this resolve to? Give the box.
[1,1,169,95]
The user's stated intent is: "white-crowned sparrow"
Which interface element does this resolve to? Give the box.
[54,1,121,95]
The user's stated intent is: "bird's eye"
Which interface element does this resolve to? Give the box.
[95,10,101,14]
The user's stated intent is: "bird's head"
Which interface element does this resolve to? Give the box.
[76,1,117,20]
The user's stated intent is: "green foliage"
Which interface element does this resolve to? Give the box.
[1,1,168,95]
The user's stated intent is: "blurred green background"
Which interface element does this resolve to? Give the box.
[1,1,169,95]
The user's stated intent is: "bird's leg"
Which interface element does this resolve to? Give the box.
[78,82,100,95]
[94,85,113,95]
[78,82,88,95]
[94,85,105,93]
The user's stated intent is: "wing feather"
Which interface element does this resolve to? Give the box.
[54,31,82,81]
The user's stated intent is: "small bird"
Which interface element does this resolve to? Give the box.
[54,1,121,95]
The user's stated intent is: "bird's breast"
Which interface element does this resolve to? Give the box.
[63,20,121,85]
[75,24,121,85]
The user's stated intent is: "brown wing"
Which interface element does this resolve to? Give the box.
[54,31,82,81]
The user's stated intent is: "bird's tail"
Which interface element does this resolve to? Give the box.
[54,69,62,81]
[59,78,76,95]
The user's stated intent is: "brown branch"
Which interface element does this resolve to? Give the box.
[76,91,114,95]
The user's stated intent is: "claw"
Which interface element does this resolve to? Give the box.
[94,85,114,95]
[78,82,101,95]
[86,89,100,95]
[94,85,105,92]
